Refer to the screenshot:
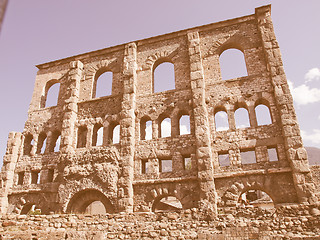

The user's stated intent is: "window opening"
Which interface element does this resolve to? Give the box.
[94,71,113,98]
[77,126,87,148]
[214,111,229,131]
[141,160,150,174]
[24,134,34,156]
[160,159,172,173]
[179,115,190,135]
[48,131,61,152]
[153,196,183,212]
[154,62,175,93]
[219,48,247,80]
[54,135,61,152]
[183,157,192,170]
[36,133,47,154]
[255,104,272,126]
[218,152,230,166]
[140,118,152,140]
[239,190,274,209]
[112,124,120,144]
[47,169,54,182]
[235,107,250,129]
[268,147,278,162]
[92,124,103,146]
[85,201,107,214]
[31,171,40,184]
[18,172,24,185]
[45,83,60,108]
[240,149,256,164]
[160,118,171,138]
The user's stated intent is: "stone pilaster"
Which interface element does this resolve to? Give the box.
[0,132,23,214]
[255,5,317,203]
[187,31,217,214]
[60,60,83,153]
[118,43,137,212]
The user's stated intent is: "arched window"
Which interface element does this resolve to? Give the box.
[153,62,175,93]
[36,132,47,154]
[255,104,272,126]
[214,110,229,131]
[159,117,171,138]
[110,124,120,144]
[94,71,113,98]
[42,81,60,108]
[140,117,152,140]
[179,115,190,135]
[92,124,103,146]
[219,48,247,80]
[23,134,34,156]
[77,126,87,148]
[49,130,61,153]
[234,107,250,129]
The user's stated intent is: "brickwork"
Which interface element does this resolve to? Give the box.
[0,5,317,216]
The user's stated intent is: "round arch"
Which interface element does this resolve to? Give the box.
[66,189,114,214]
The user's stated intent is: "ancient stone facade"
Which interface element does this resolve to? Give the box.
[0,5,317,215]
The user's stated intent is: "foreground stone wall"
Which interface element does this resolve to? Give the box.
[1,205,320,239]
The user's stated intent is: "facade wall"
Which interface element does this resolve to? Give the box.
[0,5,317,215]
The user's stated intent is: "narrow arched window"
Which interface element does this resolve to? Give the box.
[255,104,272,126]
[92,124,103,146]
[24,134,34,156]
[111,124,120,144]
[179,115,190,135]
[160,118,171,138]
[153,62,175,93]
[44,82,60,108]
[234,107,250,129]
[94,71,113,98]
[36,132,47,154]
[77,126,87,148]
[140,117,152,140]
[219,48,247,80]
[49,130,61,152]
[214,110,229,131]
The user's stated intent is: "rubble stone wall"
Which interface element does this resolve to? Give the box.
[1,205,320,239]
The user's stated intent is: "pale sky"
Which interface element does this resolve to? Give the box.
[0,1,319,166]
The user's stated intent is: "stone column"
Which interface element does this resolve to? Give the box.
[118,43,137,212]
[0,132,23,213]
[255,5,317,203]
[187,31,217,215]
[60,61,83,153]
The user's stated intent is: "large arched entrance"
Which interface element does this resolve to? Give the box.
[66,189,114,214]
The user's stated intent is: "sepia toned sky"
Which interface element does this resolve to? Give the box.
[0,0,319,166]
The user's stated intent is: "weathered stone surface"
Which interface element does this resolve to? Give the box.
[0,4,318,220]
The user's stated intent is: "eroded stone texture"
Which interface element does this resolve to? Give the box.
[0,5,317,216]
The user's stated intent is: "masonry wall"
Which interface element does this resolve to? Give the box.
[1,205,320,239]
[0,5,317,215]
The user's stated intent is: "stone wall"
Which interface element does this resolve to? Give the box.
[0,4,317,217]
[1,205,320,239]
